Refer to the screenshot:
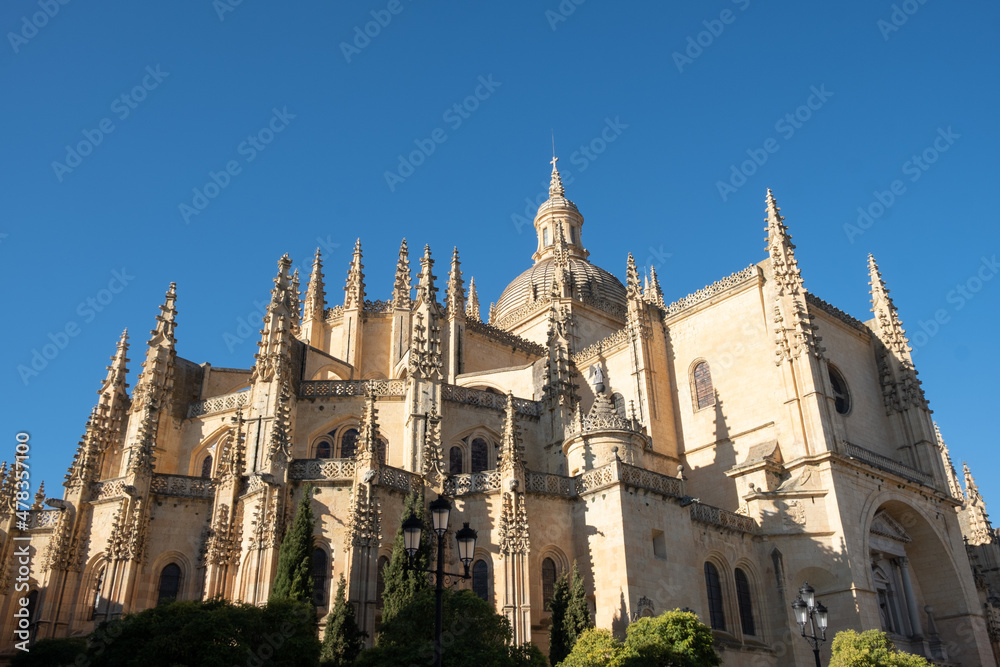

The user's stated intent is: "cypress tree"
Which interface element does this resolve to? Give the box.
[270,484,317,604]
[379,491,432,626]
[320,575,366,667]
[565,562,592,650]
[548,572,571,664]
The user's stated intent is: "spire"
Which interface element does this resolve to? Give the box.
[252,254,298,384]
[466,277,481,321]
[31,481,45,511]
[148,282,178,348]
[356,389,382,466]
[625,253,641,300]
[488,302,497,324]
[935,422,964,501]
[549,155,565,198]
[303,248,326,321]
[499,391,525,475]
[645,266,665,309]
[416,244,438,305]
[344,239,365,309]
[102,329,130,393]
[868,254,909,357]
[765,189,804,295]
[962,461,996,545]
[964,462,983,504]
[445,247,466,319]
[392,239,412,308]
[290,268,301,334]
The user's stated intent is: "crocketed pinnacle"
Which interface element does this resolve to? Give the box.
[392,239,412,308]
[964,462,982,504]
[646,266,665,308]
[416,244,438,305]
[549,156,565,198]
[357,389,381,465]
[103,329,130,392]
[466,277,481,321]
[445,247,465,318]
[625,253,641,300]
[499,391,524,474]
[148,282,178,348]
[868,254,909,357]
[344,239,365,309]
[765,189,803,296]
[304,248,326,321]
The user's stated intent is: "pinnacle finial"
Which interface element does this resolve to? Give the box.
[344,239,365,309]
[763,188,803,295]
[416,244,438,304]
[104,328,130,391]
[466,276,481,321]
[392,238,412,308]
[549,156,565,198]
[304,247,326,321]
[446,247,465,318]
[148,283,178,347]
[626,253,641,300]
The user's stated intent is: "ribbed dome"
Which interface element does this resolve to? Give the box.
[493,256,627,325]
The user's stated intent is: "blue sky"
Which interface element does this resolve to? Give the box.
[3,1,999,507]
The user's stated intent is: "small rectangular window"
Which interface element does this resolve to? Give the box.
[652,530,667,560]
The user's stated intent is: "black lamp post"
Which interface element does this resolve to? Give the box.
[401,495,478,667]
[792,582,830,667]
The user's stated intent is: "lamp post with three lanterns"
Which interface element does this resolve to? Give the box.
[792,582,830,667]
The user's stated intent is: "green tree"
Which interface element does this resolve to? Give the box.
[80,597,320,666]
[320,574,366,667]
[379,491,431,625]
[829,629,932,667]
[11,637,88,667]
[549,571,571,663]
[550,561,592,664]
[357,588,542,666]
[559,628,625,667]
[560,609,720,667]
[271,483,317,604]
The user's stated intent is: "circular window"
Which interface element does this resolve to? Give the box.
[828,365,851,415]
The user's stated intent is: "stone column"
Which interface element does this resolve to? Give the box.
[897,557,924,638]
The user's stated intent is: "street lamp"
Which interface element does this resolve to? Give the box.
[792,582,830,667]
[401,495,478,667]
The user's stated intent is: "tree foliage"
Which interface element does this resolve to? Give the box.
[550,560,593,664]
[271,483,317,604]
[560,609,720,667]
[829,629,932,667]
[11,637,88,667]
[320,574,366,667]
[66,597,320,666]
[358,588,543,666]
[379,491,432,625]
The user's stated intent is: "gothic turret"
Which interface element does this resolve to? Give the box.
[532,156,588,263]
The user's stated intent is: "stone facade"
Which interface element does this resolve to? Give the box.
[3,161,999,666]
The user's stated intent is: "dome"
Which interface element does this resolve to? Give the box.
[493,256,627,326]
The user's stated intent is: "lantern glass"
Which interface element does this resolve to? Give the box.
[800,582,816,609]
[792,597,808,627]
[815,601,829,631]
[429,496,451,536]
[402,516,422,557]
[456,523,478,566]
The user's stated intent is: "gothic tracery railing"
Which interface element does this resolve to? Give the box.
[149,474,215,499]
[441,384,541,418]
[288,459,356,481]
[299,380,406,399]
[187,389,250,418]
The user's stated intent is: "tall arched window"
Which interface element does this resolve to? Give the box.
[91,566,105,620]
[449,447,463,475]
[704,562,725,630]
[471,438,489,473]
[543,227,551,246]
[340,428,359,459]
[312,548,328,607]
[542,557,557,610]
[157,563,182,605]
[693,362,715,410]
[828,365,851,415]
[472,560,489,602]
[376,555,389,609]
[735,568,755,636]
[315,440,332,459]
[200,455,213,479]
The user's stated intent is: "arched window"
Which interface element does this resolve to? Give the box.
[157,563,182,605]
[378,438,387,465]
[376,555,389,609]
[543,227,551,246]
[704,562,725,630]
[312,548,328,607]
[450,447,464,475]
[315,440,332,459]
[200,455,213,479]
[612,393,627,419]
[471,438,489,473]
[91,566,105,620]
[828,365,851,415]
[693,362,715,410]
[340,428,359,459]
[472,560,489,602]
[735,568,755,636]
[542,557,557,611]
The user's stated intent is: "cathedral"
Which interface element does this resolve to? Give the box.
[4,159,1000,666]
